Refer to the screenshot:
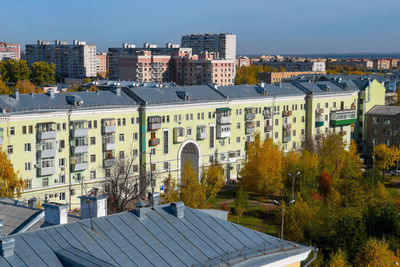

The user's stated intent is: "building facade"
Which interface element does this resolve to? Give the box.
[255,61,326,72]
[26,40,97,78]
[181,33,236,60]
[0,76,381,208]
[365,105,400,157]
[0,41,20,61]
[258,71,327,84]
[95,52,107,77]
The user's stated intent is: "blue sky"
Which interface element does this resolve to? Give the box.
[2,0,399,55]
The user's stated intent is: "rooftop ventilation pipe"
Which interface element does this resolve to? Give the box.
[42,203,68,225]
[170,202,185,219]
[78,195,108,219]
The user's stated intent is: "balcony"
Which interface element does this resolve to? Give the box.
[263,110,272,119]
[71,162,89,172]
[315,108,324,115]
[72,145,89,154]
[148,116,162,131]
[72,128,89,138]
[330,110,357,127]
[217,124,231,139]
[245,122,255,134]
[38,148,57,159]
[340,131,347,136]
[217,116,230,124]
[315,115,324,127]
[282,110,292,117]
[149,138,160,146]
[197,126,207,140]
[38,167,56,177]
[283,135,291,143]
[38,131,56,140]
[265,125,273,132]
[103,125,116,134]
[283,123,292,130]
[103,142,115,151]
[104,159,115,168]
[174,135,185,143]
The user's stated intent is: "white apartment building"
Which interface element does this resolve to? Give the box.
[181,33,236,60]
[26,40,97,78]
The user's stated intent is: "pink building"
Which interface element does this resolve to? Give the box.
[96,52,108,77]
[0,41,20,60]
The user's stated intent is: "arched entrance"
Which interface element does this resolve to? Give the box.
[178,140,201,179]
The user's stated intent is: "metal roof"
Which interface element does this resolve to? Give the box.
[0,90,138,115]
[0,202,311,266]
[366,105,400,116]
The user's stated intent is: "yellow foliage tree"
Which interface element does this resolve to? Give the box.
[180,160,206,208]
[355,238,398,267]
[327,249,351,267]
[0,148,24,197]
[88,85,98,92]
[240,133,283,195]
[374,144,397,175]
[0,79,9,95]
[15,80,35,94]
[201,161,225,204]
[163,172,179,203]
[318,133,346,179]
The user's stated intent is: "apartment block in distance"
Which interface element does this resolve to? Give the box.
[258,71,327,84]
[26,40,97,78]
[0,41,20,60]
[96,52,107,77]
[181,33,236,60]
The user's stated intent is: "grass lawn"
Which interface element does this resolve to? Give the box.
[384,176,400,200]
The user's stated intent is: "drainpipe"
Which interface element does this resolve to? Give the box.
[304,248,318,267]
[67,109,72,210]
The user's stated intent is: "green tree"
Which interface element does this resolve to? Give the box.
[0,59,30,85]
[180,160,206,208]
[0,148,24,197]
[30,61,55,86]
[201,161,225,204]
[234,186,248,218]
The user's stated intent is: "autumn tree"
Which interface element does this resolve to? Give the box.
[234,186,248,218]
[0,59,30,85]
[318,170,332,198]
[201,161,225,204]
[15,80,35,94]
[317,133,346,179]
[163,172,179,203]
[327,249,351,267]
[240,133,283,195]
[88,85,98,92]
[355,238,398,267]
[180,160,206,208]
[30,61,55,86]
[0,80,9,95]
[374,144,397,175]
[0,149,24,198]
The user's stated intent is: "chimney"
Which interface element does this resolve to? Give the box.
[149,192,160,208]
[42,203,68,225]
[259,82,265,88]
[27,197,37,208]
[170,202,184,219]
[213,84,218,90]
[0,237,15,258]
[134,201,148,218]
[48,88,55,98]
[78,195,108,219]
[115,87,121,96]
[15,89,19,100]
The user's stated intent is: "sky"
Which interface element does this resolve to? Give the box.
[1,0,400,55]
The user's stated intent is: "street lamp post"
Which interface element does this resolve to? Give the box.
[288,171,301,205]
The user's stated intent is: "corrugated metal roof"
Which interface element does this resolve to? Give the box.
[0,203,311,266]
[366,105,400,116]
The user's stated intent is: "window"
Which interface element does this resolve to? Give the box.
[22,126,27,134]
[163,131,169,154]
[301,129,305,136]
[119,151,125,159]
[256,121,260,127]
[59,175,65,183]
[25,162,31,171]
[93,120,97,129]
[133,133,138,141]
[70,189,76,196]
[325,103,328,108]
[151,148,156,155]
[274,132,278,139]
[131,117,135,124]
[10,127,15,135]
[59,158,65,167]
[151,164,156,172]
[187,128,192,137]
[59,192,65,201]
[293,117,296,123]
[88,121,92,128]
[90,154,96,162]
[236,137,240,143]
[25,179,32,189]
[105,169,111,177]
[90,171,96,179]
[60,140,65,149]
[164,162,169,170]
[57,123,60,131]
[118,118,121,126]
[325,115,328,121]
[122,118,126,126]
[119,134,124,142]
[302,116,305,123]
[209,155,214,163]
[136,117,139,124]
[166,115,170,123]
[25,143,31,152]
[333,102,336,108]
[275,119,278,126]
[42,178,49,187]
[132,149,138,157]
[293,130,296,137]
[237,123,240,129]
[209,126,215,149]
[7,145,13,154]
[62,123,66,130]
[292,142,297,149]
